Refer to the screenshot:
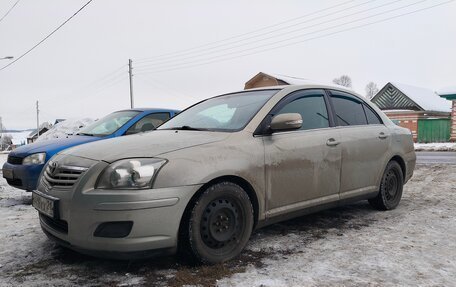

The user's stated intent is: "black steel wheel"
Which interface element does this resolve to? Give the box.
[369,161,404,210]
[180,181,254,264]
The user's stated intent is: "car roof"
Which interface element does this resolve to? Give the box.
[242,84,366,100]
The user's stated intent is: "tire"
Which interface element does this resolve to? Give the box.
[369,161,404,211]
[180,182,254,264]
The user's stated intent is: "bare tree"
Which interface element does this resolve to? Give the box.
[332,75,352,88]
[365,82,379,99]
[0,134,12,151]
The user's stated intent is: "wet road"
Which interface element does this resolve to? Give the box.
[416,151,456,165]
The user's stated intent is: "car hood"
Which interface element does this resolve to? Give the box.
[11,135,101,157]
[59,130,230,163]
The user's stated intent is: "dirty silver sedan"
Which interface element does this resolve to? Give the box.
[33,84,416,263]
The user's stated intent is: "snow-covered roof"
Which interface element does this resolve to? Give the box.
[266,73,312,85]
[267,73,342,88]
[437,86,456,96]
[390,82,451,112]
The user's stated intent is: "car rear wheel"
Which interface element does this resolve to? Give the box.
[180,181,254,264]
[368,161,404,210]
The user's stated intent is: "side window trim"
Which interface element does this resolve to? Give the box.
[254,89,332,135]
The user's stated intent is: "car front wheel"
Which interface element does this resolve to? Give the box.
[181,181,254,264]
[369,161,404,210]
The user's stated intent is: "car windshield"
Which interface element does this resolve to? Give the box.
[158,90,278,132]
[78,111,140,136]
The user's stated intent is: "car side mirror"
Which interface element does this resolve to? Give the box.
[270,113,303,131]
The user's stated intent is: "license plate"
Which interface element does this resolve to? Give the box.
[2,168,13,179]
[32,191,58,218]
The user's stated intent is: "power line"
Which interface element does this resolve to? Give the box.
[0,0,94,72]
[136,0,403,69]
[74,64,126,94]
[134,0,357,63]
[136,0,453,75]
[136,0,382,67]
[137,0,428,74]
[40,64,127,104]
[0,0,20,24]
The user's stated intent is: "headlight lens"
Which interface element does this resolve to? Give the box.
[22,153,46,165]
[96,158,166,190]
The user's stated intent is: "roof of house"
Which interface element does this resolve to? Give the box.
[437,86,456,100]
[437,86,456,95]
[27,127,49,138]
[392,82,451,112]
[265,73,312,85]
[372,82,451,112]
[54,119,66,124]
[244,72,337,90]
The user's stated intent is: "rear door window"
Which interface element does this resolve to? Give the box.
[330,91,367,126]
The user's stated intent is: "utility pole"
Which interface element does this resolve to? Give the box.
[128,59,134,109]
[0,116,2,151]
[0,116,3,150]
[36,100,40,138]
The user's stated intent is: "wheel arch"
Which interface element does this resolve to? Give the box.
[178,175,260,239]
[389,155,406,181]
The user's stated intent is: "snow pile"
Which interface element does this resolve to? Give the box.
[415,142,456,151]
[36,118,94,142]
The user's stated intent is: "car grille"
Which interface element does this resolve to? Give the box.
[40,214,68,234]
[42,164,88,188]
[7,155,22,165]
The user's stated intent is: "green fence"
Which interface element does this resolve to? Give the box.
[417,119,451,143]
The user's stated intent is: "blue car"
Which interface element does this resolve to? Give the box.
[2,108,179,191]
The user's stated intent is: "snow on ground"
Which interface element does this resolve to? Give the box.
[0,155,455,286]
[415,142,456,151]
[0,153,6,166]
[36,118,94,142]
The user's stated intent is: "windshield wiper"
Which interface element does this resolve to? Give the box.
[167,125,205,131]
[77,132,94,136]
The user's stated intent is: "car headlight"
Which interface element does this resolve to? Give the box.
[96,158,166,190]
[22,153,46,165]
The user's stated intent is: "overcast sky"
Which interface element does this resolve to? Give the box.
[0,0,455,129]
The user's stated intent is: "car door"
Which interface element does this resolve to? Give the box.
[262,89,342,217]
[328,90,390,199]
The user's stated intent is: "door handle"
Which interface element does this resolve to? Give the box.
[378,132,389,139]
[326,138,340,146]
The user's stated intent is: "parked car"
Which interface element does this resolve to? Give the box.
[32,85,415,264]
[2,108,179,191]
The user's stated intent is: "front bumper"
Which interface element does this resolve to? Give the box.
[2,162,44,191]
[37,184,202,259]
